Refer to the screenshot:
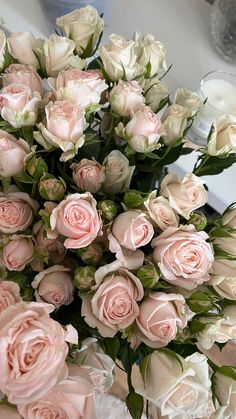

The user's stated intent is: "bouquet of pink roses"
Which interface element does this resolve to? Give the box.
[0,5,236,419]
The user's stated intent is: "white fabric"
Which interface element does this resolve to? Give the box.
[96,393,147,419]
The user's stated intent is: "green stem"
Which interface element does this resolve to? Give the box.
[193,155,210,176]
[31,182,37,198]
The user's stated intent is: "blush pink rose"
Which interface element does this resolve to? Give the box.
[49,68,108,109]
[0,191,38,234]
[109,80,145,117]
[2,236,35,271]
[32,265,74,308]
[18,366,96,419]
[0,301,69,404]
[160,173,207,219]
[33,220,66,263]
[0,280,21,314]
[38,100,87,161]
[2,64,43,95]
[0,83,41,128]
[71,158,105,193]
[0,130,30,177]
[82,268,144,337]
[143,191,179,231]
[136,292,187,348]
[112,210,154,251]
[116,105,165,153]
[50,192,102,249]
[152,225,214,290]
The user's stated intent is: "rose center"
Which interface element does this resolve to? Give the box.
[0,204,20,225]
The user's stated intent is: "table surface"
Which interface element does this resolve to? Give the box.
[0,0,236,212]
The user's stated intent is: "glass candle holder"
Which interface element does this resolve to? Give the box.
[189,70,236,145]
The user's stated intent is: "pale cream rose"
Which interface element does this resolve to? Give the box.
[212,258,236,277]
[8,32,43,67]
[135,33,167,77]
[56,5,104,56]
[0,30,6,70]
[197,305,236,350]
[102,150,135,195]
[38,34,85,77]
[161,104,188,144]
[174,88,203,117]
[160,173,207,219]
[143,191,179,230]
[222,207,236,228]
[99,34,144,81]
[197,340,236,368]
[143,77,168,113]
[209,274,236,300]
[0,83,41,128]
[207,115,236,156]
[0,130,30,177]
[109,80,145,117]
[213,371,236,419]
[213,235,236,257]
[134,351,211,419]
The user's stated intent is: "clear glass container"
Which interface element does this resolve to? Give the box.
[211,0,236,63]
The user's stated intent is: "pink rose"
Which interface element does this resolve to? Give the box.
[112,210,154,250]
[109,80,145,117]
[143,191,179,231]
[7,32,43,67]
[18,366,96,419]
[2,236,35,271]
[2,64,43,95]
[0,130,30,177]
[0,83,41,128]
[82,268,144,337]
[50,192,102,249]
[0,405,20,419]
[37,100,87,161]
[0,191,38,234]
[71,158,105,193]
[33,220,66,263]
[32,265,74,308]
[136,292,187,348]
[152,225,214,290]
[160,173,207,219]
[0,301,69,404]
[116,105,165,152]
[0,280,21,314]
[49,69,108,109]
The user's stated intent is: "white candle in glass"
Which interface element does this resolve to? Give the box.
[190,70,236,145]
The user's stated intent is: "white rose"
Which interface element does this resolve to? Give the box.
[135,33,167,77]
[109,80,145,117]
[99,34,144,81]
[143,77,168,113]
[134,351,211,419]
[209,274,236,300]
[214,371,236,419]
[74,338,115,392]
[56,6,104,56]
[222,207,236,228]
[161,104,188,144]
[8,32,43,67]
[0,30,6,70]
[102,150,135,195]
[213,236,236,258]
[212,258,236,277]
[38,35,85,77]
[174,88,203,117]
[197,306,236,350]
[207,115,236,156]
[143,191,179,230]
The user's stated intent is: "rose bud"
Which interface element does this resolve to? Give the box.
[0,30,6,71]
[39,174,66,201]
[109,80,145,117]
[32,265,74,308]
[26,155,48,180]
[143,77,168,113]
[7,32,43,67]
[137,263,160,288]
[71,158,105,194]
[74,266,96,291]
[0,130,30,178]
[102,150,135,195]
[135,33,167,77]
[77,242,103,266]
[2,236,35,271]
[174,88,203,117]
[98,200,118,222]
[161,104,188,144]
[0,281,21,314]
[188,211,207,231]
[124,190,147,209]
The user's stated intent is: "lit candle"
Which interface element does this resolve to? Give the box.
[190,70,236,145]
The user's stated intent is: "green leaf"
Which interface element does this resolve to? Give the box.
[190,317,208,334]
[140,355,150,383]
[1,176,11,193]
[213,243,236,261]
[194,154,236,177]
[210,226,236,238]
[187,291,221,314]
[145,61,152,79]
[21,126,34,145]
[216,366,236,381]
[126,391,144,419]
[102,337,120,361]
[14,172,37,184]
[80,34,94,59]
[159,64,173,80]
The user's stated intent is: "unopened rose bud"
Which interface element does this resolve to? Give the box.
[188,212,207,231]
[39,174,66,201]
[137,263,160,288]
[77,242,103,266]
[26,155,48,180]
[74,266,96,290]
[98,200,118,222]
[123,190,146,209]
